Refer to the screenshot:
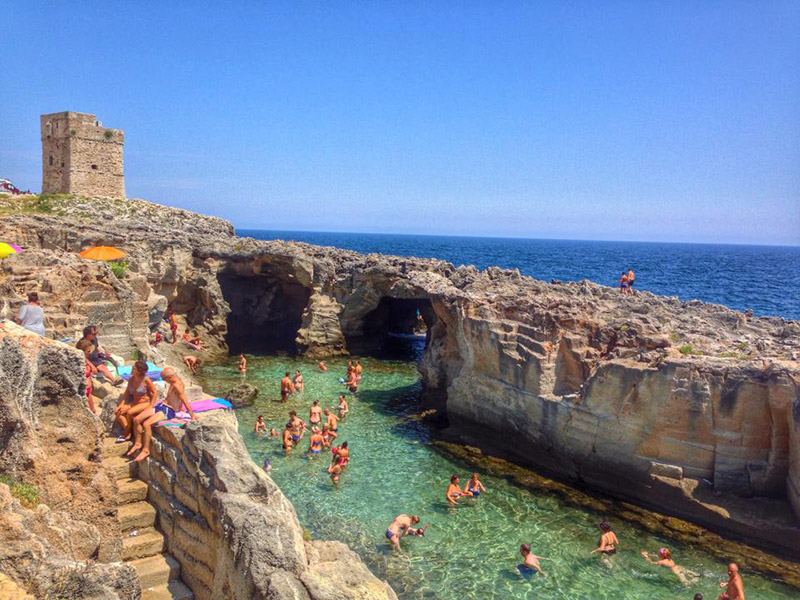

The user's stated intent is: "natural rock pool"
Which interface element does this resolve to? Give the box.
[199,346,798,600]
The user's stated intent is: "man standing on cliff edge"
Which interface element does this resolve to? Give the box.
[718,563,745,600]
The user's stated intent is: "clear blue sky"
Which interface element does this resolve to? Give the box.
[2,2,798,245]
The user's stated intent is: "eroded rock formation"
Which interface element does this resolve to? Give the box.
[1,196,799,562]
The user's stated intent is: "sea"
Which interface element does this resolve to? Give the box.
[238,230,800,321]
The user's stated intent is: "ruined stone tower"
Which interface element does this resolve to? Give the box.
[41,111,125,198]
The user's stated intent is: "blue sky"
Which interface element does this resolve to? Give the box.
[1,2,798,245]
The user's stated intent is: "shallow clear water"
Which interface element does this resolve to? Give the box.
[239,229,800,320]
[199,350,798,600]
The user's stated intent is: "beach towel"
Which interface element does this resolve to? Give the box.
[117,362,164,381]
[189,398,233,412]
[156,418,189,428]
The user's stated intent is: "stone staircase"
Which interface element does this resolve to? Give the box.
[103,437,194,600]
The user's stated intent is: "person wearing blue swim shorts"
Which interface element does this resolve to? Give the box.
[385,514,420,551]
[519,543,548,578]
[464,472,486,498]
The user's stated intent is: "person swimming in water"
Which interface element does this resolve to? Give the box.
[238,354,247,374]
[307,427,324,455]
[718,562,745,600]
[464,473,486,498]
[385,514,421,551]
[318,361,328,371]
[338,394,349,419]
[254,415,267,435]
[641,548,698,585]
[268,427,279,438]
[518,543,548,578]
[591,521,619,556]
[446,474,472,505]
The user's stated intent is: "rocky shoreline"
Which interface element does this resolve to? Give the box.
[1,193,799,594]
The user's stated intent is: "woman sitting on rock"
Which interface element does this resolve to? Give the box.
[15,292,45,336]
[114,360,158,444]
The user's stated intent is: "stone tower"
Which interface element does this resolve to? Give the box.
[41,111,125,198]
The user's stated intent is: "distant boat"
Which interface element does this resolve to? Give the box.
[0,178,30,195]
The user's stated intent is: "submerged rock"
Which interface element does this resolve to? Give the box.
[224,382,259,407]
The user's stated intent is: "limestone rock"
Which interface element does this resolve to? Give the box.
[223,382,259,408]
[302,540,398,600]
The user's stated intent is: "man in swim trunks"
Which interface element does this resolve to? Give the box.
[307,427,324,455]
[519,543,547,577]
[627,268,635,293]
[281,371,293,401]
[354,359,363,381]
[165,306,178,344]
[619,271,629,295]
[385,514,421,551]
[131,367,197,462]
[289,410,306,442]
[718,563,745,600]
[324,408,339,433]
[309,400,322,428]
[321,424,337,447]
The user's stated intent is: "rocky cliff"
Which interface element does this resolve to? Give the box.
[1,195,799,562]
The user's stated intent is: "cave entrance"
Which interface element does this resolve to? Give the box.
[217,266,311,355]
[352,297,437,361]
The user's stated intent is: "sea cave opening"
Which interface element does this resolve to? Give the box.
[350,296,437,361]
[217,266,311,355]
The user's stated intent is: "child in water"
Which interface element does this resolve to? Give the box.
[518,544,547,578]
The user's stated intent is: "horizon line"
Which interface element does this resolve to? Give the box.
[234,226,800,250]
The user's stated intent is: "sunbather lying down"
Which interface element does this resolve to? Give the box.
[181,328,206,350]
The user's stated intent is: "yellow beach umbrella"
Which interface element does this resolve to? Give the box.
[0,243,20,259]
[79,246,126,261]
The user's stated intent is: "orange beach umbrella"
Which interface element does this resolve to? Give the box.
[79,246,126,261]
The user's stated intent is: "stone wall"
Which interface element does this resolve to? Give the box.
[41,111,125,198]
[136,411,397,600]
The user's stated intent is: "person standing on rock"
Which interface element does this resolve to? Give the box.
[165,306,179,344]
[79,325,123,385]
[281,371,293,401]
[619,271,629,295]
[15,292,45,336]
[627,268,635,294]
[718,563,745,600]
[132,367,197,462]
[385,514,421,551]
[309,400,322,428]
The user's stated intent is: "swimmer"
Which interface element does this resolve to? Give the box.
[641,548,698,585]
[262,458,272,472]
[280,371,293,401]
[238,354,247,374]
[321,424,337,447]
[182,354,200,374]
[718,562,745,600]
[282,423,294,453]
[254,415,267,435]
[385,514,421,551]
[324,408,339,432]
[447,474,472,505]
[591,521,619,556]
[318,361,328,372]
[327,453,343,484]
[293,369,304,392]
[309,399,322,428]
[338,394,349,419]
[307,427,324,455]
[268,427,279,438]
[519,543,548,578]
[464,473,486,498]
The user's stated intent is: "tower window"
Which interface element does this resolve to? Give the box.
[91,164,98,170]
[49,156,53,166]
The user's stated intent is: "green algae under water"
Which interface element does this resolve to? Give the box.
[199,349,797,600]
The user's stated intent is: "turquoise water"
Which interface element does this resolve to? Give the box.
[199,352,798,600]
